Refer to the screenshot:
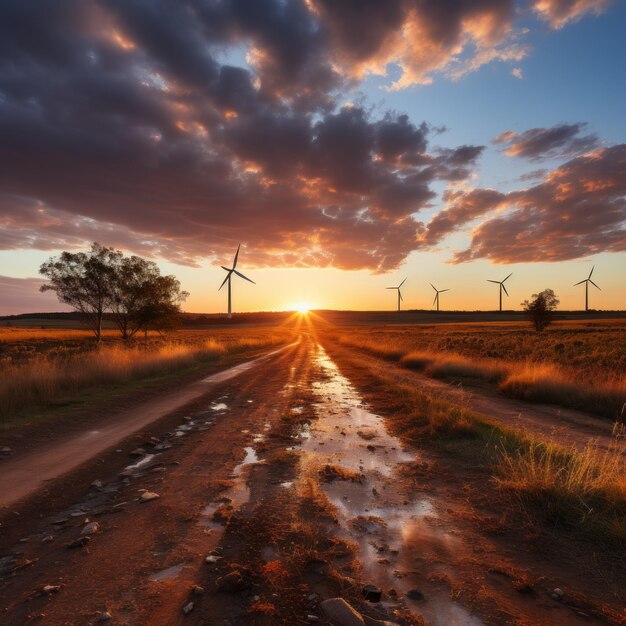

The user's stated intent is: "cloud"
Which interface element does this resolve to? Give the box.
[0,0,616,275]
[493,123,599,161]
[0,276,69,315]
[312,0,528,87]
[511,67,523,79]
[533,0,612,29]
[0,0,492,272]
[423,145,626,263]
[422,188,504,244]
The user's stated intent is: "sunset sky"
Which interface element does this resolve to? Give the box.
[0,0,624,314]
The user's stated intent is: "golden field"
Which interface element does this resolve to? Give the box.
[0,325,294,426]
[328,319,626,418]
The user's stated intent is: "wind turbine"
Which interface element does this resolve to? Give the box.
[386,278,407,312]
[219,244,255,319]
[430,284,449,312]
[574,265,600,311]
[487,273,512,312]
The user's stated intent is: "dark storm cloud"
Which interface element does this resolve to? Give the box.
[423,145,626,263]
[493,123,599,161]
[310,0,523,86]
[0,0,617,272]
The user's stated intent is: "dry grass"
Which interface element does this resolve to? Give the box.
[499,362,625,418]
[335,322,626,418]
[0,328,292,424]
[495,437,626,542]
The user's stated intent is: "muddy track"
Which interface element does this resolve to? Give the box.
[0,335,624,626]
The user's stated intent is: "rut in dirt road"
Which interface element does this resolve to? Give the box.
[0,342,297,510]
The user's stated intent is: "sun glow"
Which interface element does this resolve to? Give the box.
[294,301,311,314]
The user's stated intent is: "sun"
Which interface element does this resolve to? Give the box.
[294,301,310,314]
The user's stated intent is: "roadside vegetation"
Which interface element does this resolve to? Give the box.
[0,327,293,427]
[333,320,626,418]
[322,340,626,546]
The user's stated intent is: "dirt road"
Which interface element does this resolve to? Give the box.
[0,335,623,626]
[0,343,297,510]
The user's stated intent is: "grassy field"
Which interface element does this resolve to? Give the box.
[0,326,295,427]
[327,319,626,418]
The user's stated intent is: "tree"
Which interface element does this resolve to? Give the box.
[39,243,122,342]
[110,257,188,339]
[521,289,560,332]
[40,243,189,342]
[137,275,189,336]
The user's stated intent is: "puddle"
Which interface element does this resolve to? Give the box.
[199,445,262,534]
[124,454,157,472]
[238,446,259,467]
[292,344,484,626]
[149,564,184,582]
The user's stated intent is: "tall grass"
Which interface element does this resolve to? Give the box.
[495,438,626,542]
[0,335,286,425]
[339,335,625,418]
[499,362,625,418]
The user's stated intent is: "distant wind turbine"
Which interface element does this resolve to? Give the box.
[430,284,450,312]
[574,265,600,311]
[219,244,255,319]
[386,278,407,312]
[487,273,512,312]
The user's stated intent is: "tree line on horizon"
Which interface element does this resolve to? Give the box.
[39,243,188,343]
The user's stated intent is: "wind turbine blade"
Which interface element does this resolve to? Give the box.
[502,284,510,297]
[386,287,396,290]
[221,265,232,271]
[218,271,231,291]
[503,273,512,282]
[399,278,407,288]
[432,294,438,306]
[233,269,255,284]
[440,289,450,293]
[588,265,595,279]
[233,244,241,269]
[399,291,403,301]
[573,280,586,286]
[430,283,437,292]
[589,280,601,290]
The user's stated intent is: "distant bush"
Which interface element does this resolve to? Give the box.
[521,289,559,332]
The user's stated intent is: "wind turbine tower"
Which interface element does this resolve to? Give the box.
[386,278,407,312]
[430,284,450,312]
[574,266,600,311]
[487,273,512,312]
[219,244,255,319]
